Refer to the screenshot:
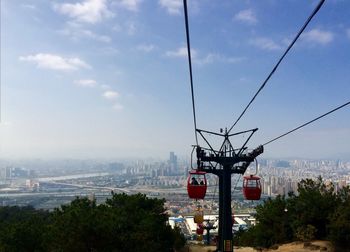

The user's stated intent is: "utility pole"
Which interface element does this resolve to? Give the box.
[196,128,263,252]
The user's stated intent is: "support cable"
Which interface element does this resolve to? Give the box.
[228,0,326,134]
[263,101,350,146]
[231,174,242,218]
[183,0,199,145]
[190,145,196,170]
[210,176,218,211]
[232,174,242,192]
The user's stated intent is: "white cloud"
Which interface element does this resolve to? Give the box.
[100,84,111,90]
[81,30,111,42]
[59,23,111,43]
[103,90,119,100]
[239,77,249,83]
[226,57,246,64]
[165,46,197,58]
[21,4,37,10]
[234,9,257,24]
[74,79,97,87]
[19,53,91,71]
[282,37,293,46]
[115,0,142,11]
[112,24,122,32]
[137,44,155,52]
[249,37,283,51]
[165,47,244,65]
[99,47,119,55]
[194,53,245,65]
[159,0,182,15]
[126,21,137,35]
[112,21,137,36]
[112,103,124,111]
[302,29,334,45]
[54,0,113,24]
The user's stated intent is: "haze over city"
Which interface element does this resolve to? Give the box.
[1,0,350,159]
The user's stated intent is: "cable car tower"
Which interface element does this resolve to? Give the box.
[181,0,338,251]
[193,128,263,251]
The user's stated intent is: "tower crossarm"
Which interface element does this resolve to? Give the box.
[197,145,263,174]
[200,156,255,165]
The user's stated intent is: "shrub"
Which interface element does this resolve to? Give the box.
[295,225,317,242]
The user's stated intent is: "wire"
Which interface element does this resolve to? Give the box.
[190,145,196,170]
[210,176,218,211]
[253,158,259,175]
[263,101,350,146]
[233,174,242,192]
[183,0,199,145]
[231,174,242,217]
[228,0,326,134]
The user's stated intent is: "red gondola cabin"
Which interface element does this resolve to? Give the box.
[187,170,207,199]
[196,227,204,235]
[243,175,261,200]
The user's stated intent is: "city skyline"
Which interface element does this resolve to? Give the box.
[1,0,350,159]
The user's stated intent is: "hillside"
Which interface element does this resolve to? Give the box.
[188,240,333,252]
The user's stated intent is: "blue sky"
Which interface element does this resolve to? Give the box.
[1,0,349,159]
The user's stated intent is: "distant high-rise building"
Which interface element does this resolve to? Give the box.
[169,152,177,165]
[169,152,178,174]
[5,167,12,179]
[0,168,6,181]
[184,166,189,177]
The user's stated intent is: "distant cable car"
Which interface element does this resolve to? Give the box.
[243,175,262,200]
[187,170,207,200]
[194,208,204,224]
[196,224,204,235]
[196,227,204,235]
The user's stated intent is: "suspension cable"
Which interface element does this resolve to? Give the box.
[183,0,199,145]
[231,174,242,217]
[263,101,350,146]
[228,0,326,134]
[233,174,242,192]
[210,176,218,211]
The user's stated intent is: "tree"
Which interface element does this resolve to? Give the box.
[234,177,349,249]
[295,224,317,242]
[0,194,185,251]
[47,197,107,251]
[0,206,49,252]
[289,177,338,239]
[234,195,292,248]
[328,186,350,250]
[46,193,185,252]
[255,195,292,246]
[104,192,183,252]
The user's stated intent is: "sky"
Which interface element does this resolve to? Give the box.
[1,0,349,160]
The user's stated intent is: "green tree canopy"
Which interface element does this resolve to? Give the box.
[288,177,339,239]
[234,177,350,249]
[0,193,185,252]
[328,186,350,250]
[0,206,49,252]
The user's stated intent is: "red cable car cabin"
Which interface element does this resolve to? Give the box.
[243,175,262,200]
[187,170,207,200]
[196,227,204,235]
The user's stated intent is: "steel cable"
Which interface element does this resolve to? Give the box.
[228,0,326,133]
[263,101,350,146]
[183,0,199,145]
